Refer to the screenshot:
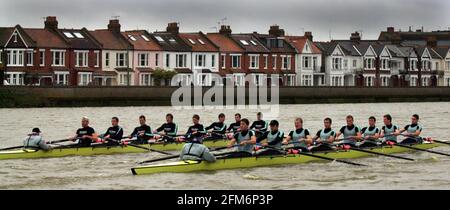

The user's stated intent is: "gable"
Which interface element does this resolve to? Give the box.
[421,48,431,59]
[5,28,29,48]
[380,47,392,58]
[331,44,344,56]
[364,45,377,57]
[302,41,312,53]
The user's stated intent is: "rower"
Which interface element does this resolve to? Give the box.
[227,113,242,134]
[70,117,97,147]
[101,117,124,145]
[256,120,285,155]
[336,115,362,146]
[154,113,178,142]
[380,114,400,143]
[129,115,153,144]
[359,116,381,147]
[23,128,51,151]
[398,114,423,144]
[283,117,312,151]
[227,118,256,157]
[250,112,268,137]
[183,114,207,142]
[205,113,227,140]
[311,117,336,151]
[179,137,216,163]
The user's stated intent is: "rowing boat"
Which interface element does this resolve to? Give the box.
[0,139,229,160]
[131,142,443,175]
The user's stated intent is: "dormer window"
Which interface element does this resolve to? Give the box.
[141,35,150,41]
[188,38,196,44]
[240,40,249,46]
[198,39,205,45]
[169,38,176,43]
[63,32,75,38]
[73,32,84,38]
[155,36,164,42]
[250,40,257,46]
[128,35,137,41]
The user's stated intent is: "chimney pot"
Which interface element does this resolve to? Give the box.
[108,19,121,33]
[387,27,394,33]
[350,31,361,41]
[269,25,285,37]
[219,25,232,35]
[166,22,179,34]
[304,31,313,41]
[44,16,58,30]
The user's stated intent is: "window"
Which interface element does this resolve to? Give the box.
[169,38,176,43]
[272,56,277,69]
[195,54,206,67]
[138,53,149,67]
[331,76,343,86]
[116,53,127,67]
[422,60,430,71]
[141,35,150,41]
[221,54,226,68]
[26,50,33,66]
[286,75,296,86]
[166,54,170,68]
[231,55,241,69]
[198,39,205,45]
[240,40,249,46]
[155,53,159,66]
[250,40,257,46]
[176,54,187,68]
[233,74,245,86]
[263,55,268,69]
[105,52,110,67]
[128,35,137,41]
[52,50,65,66]
[302,75,313,86]
[343,59,348,69]
[447,61,450,70]
[422,77,429,86]
[73,32,84,38]
[55,72,69,85]
[118,73,130,85]
[13,33,18,43]
[211,54,215,67]
[78,72,92,86]
[94,51,100,67]
[353,59,357,68]
[381,59,389,70]
[364,76,375,87]
[410,60,417,70]
[140,74,152,86]
[410,77,418,86]
[253,74,264,86]
[6,72,25,85]
[155,36,164,42]
[249,55,259,69]
[188,39,196,44]
[39,50,45,66]
[63,32,74,38]
[435,62,439,70]
[282,55,291,70]
[7,49,24,66]
[75,51,88,67]
[381,77,390,87]
[0,50,2,64]
[303,56,311,69]
[446,77,450,86]
[364,57,375,69]
[313,57,318,70]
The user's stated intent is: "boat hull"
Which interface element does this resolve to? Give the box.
[0,139,229,160]
[131,142,443,175]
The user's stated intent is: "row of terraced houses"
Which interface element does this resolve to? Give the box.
[1,17,450,87]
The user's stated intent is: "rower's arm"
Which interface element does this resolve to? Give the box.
[355,131,362,140]
[249,135,257,144]
[256,132,268,143]
[328,132,336,143]
[228,138,237,147]
[306,135,313,145]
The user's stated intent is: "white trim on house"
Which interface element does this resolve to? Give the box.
[4,28,29,48]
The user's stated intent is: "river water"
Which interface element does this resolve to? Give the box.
[0,102,449,189]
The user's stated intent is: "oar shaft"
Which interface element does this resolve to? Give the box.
[395,144,450,157]
[350,147,415,161]
[298,151,367,166]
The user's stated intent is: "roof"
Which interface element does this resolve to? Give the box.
[229,34,269,53]
[150,32,191,52]
[23,28,67,48]
[178,32,218,52]
[0,27,14,46]
[433,47,449,58]
[56,28,102,50]
[90,29,130,50]
[206,33,244,52]
[284,36,321,54]
[121,30,162,51]
[253,33,296,53]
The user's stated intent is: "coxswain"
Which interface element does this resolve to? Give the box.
[179,137,216,163]
[23,128,51,150]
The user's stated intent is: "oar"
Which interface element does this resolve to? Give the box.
[393,143,450,157]
[348,147,415,161]
[263,144,367,166]
[0,138,72,151]
[104,138,173,155]
[430,139,450,146]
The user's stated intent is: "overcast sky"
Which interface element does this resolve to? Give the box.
[1,0,449,41]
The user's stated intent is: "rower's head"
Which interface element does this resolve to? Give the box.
[383,114,392,125]
[368,116,376,127]
[235,113,241,122]
[346,115,354,126]
[192,114,200,124]
[256,112,263,121]
[111,117,119,126]
[32,128,41,135]
[324,117,332,128]
[240,118,250,131]
[166,113,174,123]
[218,113,225,123]
[295,117,303,129]
[139,115,146,125]
[269,120,279,131]
[81,116,89,128]
[411,114,419,124]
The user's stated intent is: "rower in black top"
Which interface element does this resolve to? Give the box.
[102,117,124,146]
[70,116,97,147]
[227,113,242,134]
[154,113,178,143]
[128,115,153,144]
[183,114,207,142]
[205,113,227,141]
[250,112,268,138]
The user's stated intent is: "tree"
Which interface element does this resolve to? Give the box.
[152,68,177,86]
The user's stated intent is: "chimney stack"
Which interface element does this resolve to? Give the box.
[387,27,395,33]
[219,25,232,35]
[269,25,285,37]
[304,31,313,41]
[427,36,437,48]
[350,31,361,41]
[108,19,121,33]
[44,16,58,30]
[166,22,179,34]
